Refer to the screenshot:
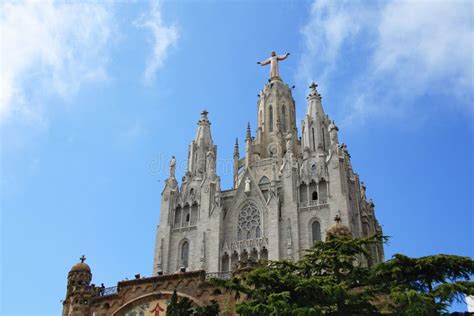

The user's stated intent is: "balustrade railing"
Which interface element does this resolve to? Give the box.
[205,271,232,280]
[99,286,118,297]
[299,199,328,208]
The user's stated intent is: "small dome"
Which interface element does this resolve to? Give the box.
[70,262,91,273]
[70,255,91,273]
[326,215,351,239]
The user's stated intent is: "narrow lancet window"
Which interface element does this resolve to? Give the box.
[269,105,274,132]
[312,221,321,244]
[181,241,189,268]
[282,107,286,132]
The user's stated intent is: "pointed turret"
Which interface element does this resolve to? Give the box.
[187,110,216,178]
[301,82,330,154]
[307,82,325,118]
[233,138,240,188]
[245,122,252,168]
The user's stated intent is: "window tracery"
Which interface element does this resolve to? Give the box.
[237,203,261,240]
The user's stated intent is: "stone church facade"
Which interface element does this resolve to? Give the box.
[153,72,384,277]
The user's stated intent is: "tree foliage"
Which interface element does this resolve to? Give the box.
[212,234,473,315]
[166,290,194,316]
[166,289,219,316]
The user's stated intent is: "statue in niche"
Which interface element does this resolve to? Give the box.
[245,177,251,193]
[206,150,216,177]
[169,156,176,178]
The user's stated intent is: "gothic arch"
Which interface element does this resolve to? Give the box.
[308,217,322,246]
[177,238,190,270]
[111,291,204,315]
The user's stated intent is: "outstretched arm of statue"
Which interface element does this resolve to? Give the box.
[257,58,271,65]
[277,52,290,60]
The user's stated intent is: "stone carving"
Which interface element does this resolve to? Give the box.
[206,150,216,178]
[244,177,251,193]
[286,133,293,154]
[257,51,290,79]
[169,156,176,178]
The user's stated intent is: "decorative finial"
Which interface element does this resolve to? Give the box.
[334,215,341,224]
[246,122,251,139]
[80,255,86,263]
[234,138,239,157]
[309,82,318,90]
[201,109,209,117]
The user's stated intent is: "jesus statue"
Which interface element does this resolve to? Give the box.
[257,51,290,79]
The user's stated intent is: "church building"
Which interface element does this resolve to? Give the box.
[61,52,384,316]
[153,52,384,276]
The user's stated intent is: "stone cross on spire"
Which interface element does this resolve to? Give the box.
[257,51,290,79]
[80,255,86,263]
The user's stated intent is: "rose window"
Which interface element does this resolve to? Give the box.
[237,203,261,240]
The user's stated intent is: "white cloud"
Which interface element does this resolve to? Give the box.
[298,0,473,124]
[0,0,114,122]
[135,0,178,83]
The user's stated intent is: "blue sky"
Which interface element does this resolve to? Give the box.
[1,0,473,314]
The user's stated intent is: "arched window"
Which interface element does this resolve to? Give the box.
[319,180,328,202]
[312,128,316,150]
[181,241,189,268]
[309,180,317,203]
[221,254,230,272]
[321,127,326,150]
[299,183,308,203]
[174,206,182,227]
[237,202,261,240]
[190,203,198,225]
[269,105,274,132]
[182,205,190,227]
[312,221,321,244]
[282,107,287,132]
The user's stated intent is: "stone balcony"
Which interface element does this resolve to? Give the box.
[298,199,329,212]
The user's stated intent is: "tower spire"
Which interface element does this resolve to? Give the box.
[233,138,240,188]
[188,110,215,177]
[307,82,324,118]
[246,122,252,140]
[234,138,239,156]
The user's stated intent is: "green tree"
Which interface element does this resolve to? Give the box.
[166,290,194,316]
[371,254,474,315]
[195,299,220,316]
[212,234,474,315]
